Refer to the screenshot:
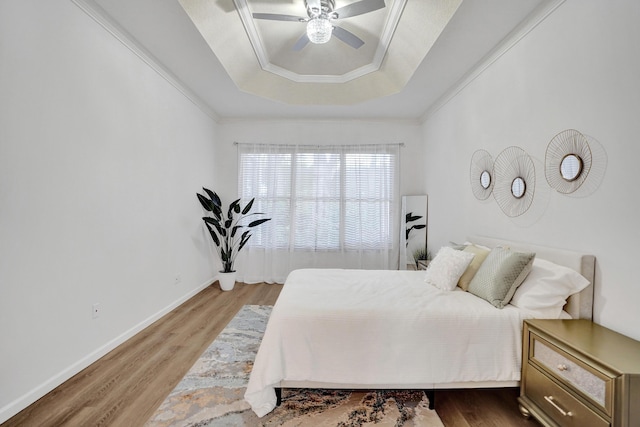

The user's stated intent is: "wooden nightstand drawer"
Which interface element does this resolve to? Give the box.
[525,364,609,427]
[531,334,613,415]
[520,320,640,427]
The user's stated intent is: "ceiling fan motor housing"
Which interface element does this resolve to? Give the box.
[305,0,336,19]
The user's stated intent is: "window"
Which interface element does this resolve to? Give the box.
[238,144,399,251]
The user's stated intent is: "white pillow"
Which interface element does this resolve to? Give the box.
[510,258,590,318]
[424,246,475,291]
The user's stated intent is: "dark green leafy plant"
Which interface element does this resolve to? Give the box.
[197,188,271,273]
[405,212,426,247]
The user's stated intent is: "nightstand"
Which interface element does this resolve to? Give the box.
[519,319,640,427]
[416,259,429,270]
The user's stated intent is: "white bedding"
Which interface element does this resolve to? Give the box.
[245,268,534,417]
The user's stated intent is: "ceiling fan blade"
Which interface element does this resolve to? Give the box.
[293,33,310,51]
[333,0,385,19]
[332,26,364,49]
[252,13,305,22]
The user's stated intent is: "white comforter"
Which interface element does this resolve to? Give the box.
[245,268,530,417]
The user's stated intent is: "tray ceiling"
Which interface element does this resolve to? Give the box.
[85,0,558,119]
[179,0,462,104]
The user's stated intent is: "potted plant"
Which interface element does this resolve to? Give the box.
[412,247,431,270]
[197,188,271,291]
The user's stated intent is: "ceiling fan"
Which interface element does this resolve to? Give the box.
[252,0,386,51]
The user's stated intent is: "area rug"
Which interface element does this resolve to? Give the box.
[145,305,444,427]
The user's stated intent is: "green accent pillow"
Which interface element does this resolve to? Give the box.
[467,247,535,308]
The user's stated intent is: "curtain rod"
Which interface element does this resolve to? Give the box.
[233,142,405,147]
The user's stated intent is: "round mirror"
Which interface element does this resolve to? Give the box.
[560,154,583,182]
[480,170,491,189]
[511,177,526,199]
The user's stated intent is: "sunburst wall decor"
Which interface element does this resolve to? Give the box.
[493,146,535,217]
[470,149,494,200]
[545,129,592,194]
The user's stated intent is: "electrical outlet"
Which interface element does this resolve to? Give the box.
[92,303,101,319]
[174,273,182,286]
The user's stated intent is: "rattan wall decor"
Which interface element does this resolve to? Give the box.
[493,146,536,217]
[470,149,494,200]
[545,129,592,194]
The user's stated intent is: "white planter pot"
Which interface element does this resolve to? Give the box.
[218,271,237,291]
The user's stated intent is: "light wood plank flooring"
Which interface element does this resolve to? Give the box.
[3,282,539,427]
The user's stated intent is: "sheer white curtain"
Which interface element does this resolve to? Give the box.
[235,143,401,284]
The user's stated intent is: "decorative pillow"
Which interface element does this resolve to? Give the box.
[463,241,491,251]
[510,258,591,318]
[424,246,475,291]
[448,241,468,251]
[457,244,491,291]
[467,247,535,308]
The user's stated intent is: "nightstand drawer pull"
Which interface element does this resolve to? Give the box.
[557,364,568,371]
[544,395,573,417]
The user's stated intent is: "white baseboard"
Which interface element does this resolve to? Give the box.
[0,277,214,424]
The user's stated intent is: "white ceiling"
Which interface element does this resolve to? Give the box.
[84,0,554,121]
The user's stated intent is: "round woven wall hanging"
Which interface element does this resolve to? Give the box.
[545,129,592,194]
[493,146,535,217]
[470,149,494,200]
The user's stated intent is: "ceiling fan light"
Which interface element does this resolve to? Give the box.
[307,18,333,44]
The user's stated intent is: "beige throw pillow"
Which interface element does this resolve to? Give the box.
[457,244,490,291]
[467,247,535,308]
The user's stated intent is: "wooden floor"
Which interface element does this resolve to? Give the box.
[3,281,539,427]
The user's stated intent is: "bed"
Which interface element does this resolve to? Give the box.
[244,236,596,417]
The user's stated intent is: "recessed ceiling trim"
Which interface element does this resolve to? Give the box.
[261,62,381,84]
[233,0,271,71]
[372,0,407,68]
[234,0,407,84]
[180,0,462,105]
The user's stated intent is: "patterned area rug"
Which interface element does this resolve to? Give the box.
[145,305,444,427]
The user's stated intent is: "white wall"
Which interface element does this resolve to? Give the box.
[422,0,640,340]
[0,0,218,421]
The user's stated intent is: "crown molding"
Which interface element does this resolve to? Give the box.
[420,0,566,123]
[70,0,220,122]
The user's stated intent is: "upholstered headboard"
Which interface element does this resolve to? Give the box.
[467,235,595,320]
